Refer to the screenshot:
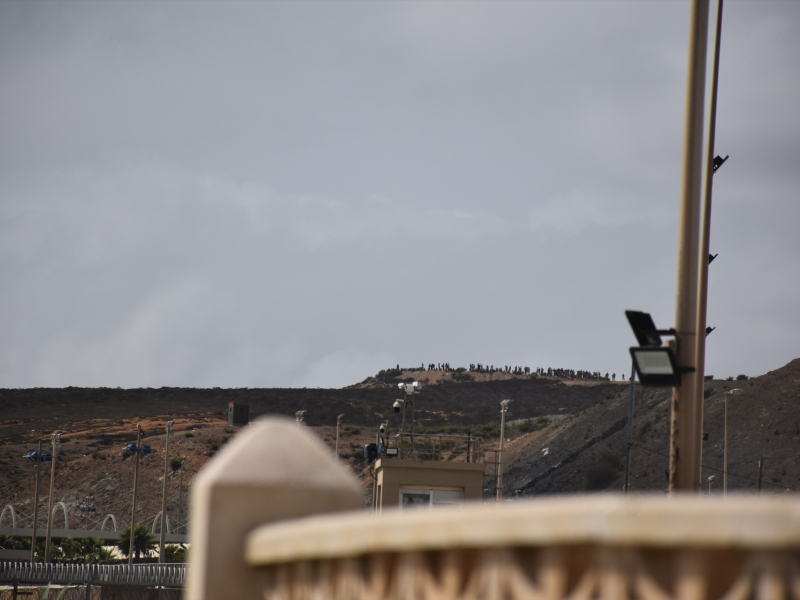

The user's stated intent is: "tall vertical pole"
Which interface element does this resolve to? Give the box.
[723,395,728,495]
[694,0,726,490]
[408,392,415,458]
[128,424,142,565]
[624,361,636,494]
[177,460,185,534]
[669,0,710,494]
[159,421,173,564]
[335,414,344,458]
[44,433,60,563]
[30,440,42,563]
[496,400,511,501]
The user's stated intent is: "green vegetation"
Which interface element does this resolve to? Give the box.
[374,368,402,383]
[0,535,116,564]
[163,543,187,563]
[224,427,235,434]
[513,416,551,433]
[170,457,184,471]
[92,451,108,460]
[586,450,623,491]
[184,432,195,438]
[736,374,749,380]
[703,388,713,399]
[117,524,156,562]
[450,371,474,383]
[344,425,361,435]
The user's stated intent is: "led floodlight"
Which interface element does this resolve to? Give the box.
[629,347,681,387]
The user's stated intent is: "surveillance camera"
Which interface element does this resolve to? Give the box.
[379,425,385,432]
[393,400,402,413]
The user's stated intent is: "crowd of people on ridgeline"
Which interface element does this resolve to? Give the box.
[390,364,630,381]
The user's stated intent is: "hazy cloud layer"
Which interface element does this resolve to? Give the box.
[1,1,798,388]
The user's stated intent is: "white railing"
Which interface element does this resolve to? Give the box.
[0,562,187,587]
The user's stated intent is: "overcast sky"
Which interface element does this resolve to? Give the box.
[1,1,798,389]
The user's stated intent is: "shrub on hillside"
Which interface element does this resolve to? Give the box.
[585,450,623,491]
[516,416,551,433]
[450,371,474,382]
[736,374,749,380]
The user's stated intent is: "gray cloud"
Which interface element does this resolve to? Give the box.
[1,1,798,388]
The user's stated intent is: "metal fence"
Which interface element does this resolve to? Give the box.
[0,563,186,587]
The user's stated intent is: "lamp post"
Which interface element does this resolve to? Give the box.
[397,382,420,457]
[126,424,152,565]
[335,414,345,458]
[295,411,306,426]
[694,0,727,491]
[670,0,710,494]
[44,432,61,563]
[723,388,742,495]
[496,400,512,501]
[25,441,51,562]
[708,475,715,495]
[158,420,173,564]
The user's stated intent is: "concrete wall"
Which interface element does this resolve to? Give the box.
[375,459,485,510]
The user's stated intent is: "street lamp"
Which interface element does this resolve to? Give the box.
[126,424,152,565]
[158,420,174,564]
[708,475,715,495]
[496,400,512,501]
[24,442,51,562]
[335,414,345,458]
[44,432,61,563]
[723,388,743,495]
[397,382,421,457]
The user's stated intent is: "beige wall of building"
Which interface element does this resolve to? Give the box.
[375,459,485,511]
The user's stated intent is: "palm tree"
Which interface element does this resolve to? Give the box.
[117,524,156,562]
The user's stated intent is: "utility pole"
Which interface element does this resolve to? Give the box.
[757,457,764,494]
[29,440,43,563]
[44,432,61,563]
[496,400,511,501]
[159,421,173,564]
[694,0,726,490]
[669,0,710,493]
[128,424,142,565]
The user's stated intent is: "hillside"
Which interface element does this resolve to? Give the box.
[0,372,621,529]
[1,359,796,537]
[500,358,800,496]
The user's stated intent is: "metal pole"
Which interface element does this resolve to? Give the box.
[496,400,511,501]
[44,433,60,563]
[624,361,636,494]
[669,0,710,494]
[409,392,415,458]
[128,424,142,565]
[158,421,173,564]
[400,401,407,458]
[177,460,185,534]
[335,414,344,458]
[723,394,728,495]
[30,440,42,562]
[694,0,726,490]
